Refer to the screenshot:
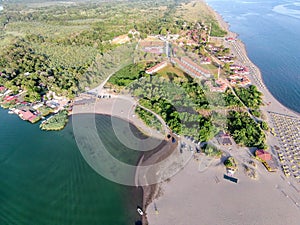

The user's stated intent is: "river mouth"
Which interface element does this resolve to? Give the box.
[0,109,144,225]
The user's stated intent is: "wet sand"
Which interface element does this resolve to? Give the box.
[72,94,183,225]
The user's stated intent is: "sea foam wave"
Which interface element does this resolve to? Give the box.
[273,2,300,19]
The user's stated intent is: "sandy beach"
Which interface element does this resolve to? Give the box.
[72,94,188,225]
[72,94,166,140]
[147,156,300,225]
[146,1,300,225]
[70,2,300,224]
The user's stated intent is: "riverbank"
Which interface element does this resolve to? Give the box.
[146,1,300,225]
[72,93,189,225]
[0,107,145,225]
[72,94,165,140]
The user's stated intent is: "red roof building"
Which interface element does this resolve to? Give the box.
[19,110,36,122]
[255,149,272,161]
[171,57,211,78]
[0,86,6,92]
[255,149,277,172]
[145,61,168,74]
[225,37,236,42]
[201,57,211,64]
[4,95,17,102]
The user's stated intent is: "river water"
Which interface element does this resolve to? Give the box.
[0,109,143,225]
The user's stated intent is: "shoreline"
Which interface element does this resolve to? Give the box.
[208,1,299,118]
[72,95,166,140]
[71,96,164,225]
[72,3,300,223]
[146,1,300,225]
[72,95,183,225]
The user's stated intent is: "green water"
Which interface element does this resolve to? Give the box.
[0,108,143,225]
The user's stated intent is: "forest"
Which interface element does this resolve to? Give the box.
[0,0,267,146]
[106,61,267,145]
[0,0,227,103]
[234,85,263,109]
[227,111,266,149]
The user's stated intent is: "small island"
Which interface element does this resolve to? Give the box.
[40,110,68,131]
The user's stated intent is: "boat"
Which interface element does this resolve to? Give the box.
[137,207,144,216]
[8,110,14,114]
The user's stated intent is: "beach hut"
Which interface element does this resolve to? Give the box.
[255,149,272,161]
[217,131,233,145]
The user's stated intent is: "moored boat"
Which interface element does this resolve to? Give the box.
[137,207,144,216]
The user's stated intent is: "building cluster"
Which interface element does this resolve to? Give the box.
[200,57,211,64]
[218,55,235,63]
[177,30,199,47]
[18,109,39,123]
[0,87,70,124]
[227,64,251,86]
[205,79,228,92]
[140,41,165,54]
[228,74,251,86]
[207,44,221,54]
[230,64,249,75]
[176,23,208,47]
[145,61,168,75]
[171,57,211,79]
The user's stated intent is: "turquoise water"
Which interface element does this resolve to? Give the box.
[0,108,142,225]
[206,0,300,113]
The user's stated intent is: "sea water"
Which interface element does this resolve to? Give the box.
[206,0,300,113]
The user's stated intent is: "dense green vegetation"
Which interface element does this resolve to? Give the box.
[234,85,263,109]
[135,106,163,132]
[180,112,217,142]
[139,97,182,134]
[0,0,226,102]
[251,109,261,117]
[108,63,148,87]
[180,81,210,109]
[259,120,269,131]
[227,111,266,148]
[205,88,243,108]
[223,88,244,107]
[0,39,85,101]
[224,156,237,170]
[126,72,218,141]
[40,110,68,131]
[210,21,227,37]
[0,1,151,97]
[202,143,222,158]
[106,63,264,144]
